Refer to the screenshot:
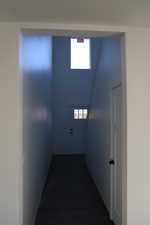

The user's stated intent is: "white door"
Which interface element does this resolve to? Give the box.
[110,85,122,225]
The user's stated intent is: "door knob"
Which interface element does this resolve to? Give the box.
[109,160,115,165]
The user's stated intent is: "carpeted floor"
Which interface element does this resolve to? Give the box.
[35,155,113,225]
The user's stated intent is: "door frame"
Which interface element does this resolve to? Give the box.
[110,83,127,225]
[20,27,127,225]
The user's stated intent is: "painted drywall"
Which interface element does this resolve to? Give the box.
[0,24,21,225]
[0,0,150,27]
[125,30,150,225]
[1,22,150,225]
[87,37,122,211]
[22,35,53,225]
[52,37,101,154]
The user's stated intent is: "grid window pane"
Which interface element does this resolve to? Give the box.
[73,109,88,119]
[83,109,88,119]
[74,109,79,119]
[79,109,83,119]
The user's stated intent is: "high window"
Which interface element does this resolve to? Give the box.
[71,38,91,69]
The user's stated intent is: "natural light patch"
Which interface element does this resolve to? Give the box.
[71,38,91,69]
[22,35,51,72]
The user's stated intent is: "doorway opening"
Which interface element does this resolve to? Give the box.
[21,30,126,225]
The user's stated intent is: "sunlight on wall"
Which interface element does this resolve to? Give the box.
[22,35,52,72]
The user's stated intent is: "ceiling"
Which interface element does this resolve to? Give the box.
[0,0,150,27]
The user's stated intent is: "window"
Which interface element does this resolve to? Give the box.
[74,109,88,119]
[71,38,91,69]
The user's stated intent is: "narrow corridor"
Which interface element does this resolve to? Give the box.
[35,155,113,225]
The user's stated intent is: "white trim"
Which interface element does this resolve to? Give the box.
[110,88,114,220]
[110,80,127,225]
[110,84,122,224]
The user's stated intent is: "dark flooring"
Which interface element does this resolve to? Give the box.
[35,155,113,225]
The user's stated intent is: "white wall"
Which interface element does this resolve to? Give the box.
[22,35,53,225]
[52,37,101,154]
[126,30,150,225]
[0,23,150,225]
[0,24,21,225]
[87,37,122,211]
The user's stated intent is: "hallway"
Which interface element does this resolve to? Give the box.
[35,155,113,225]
